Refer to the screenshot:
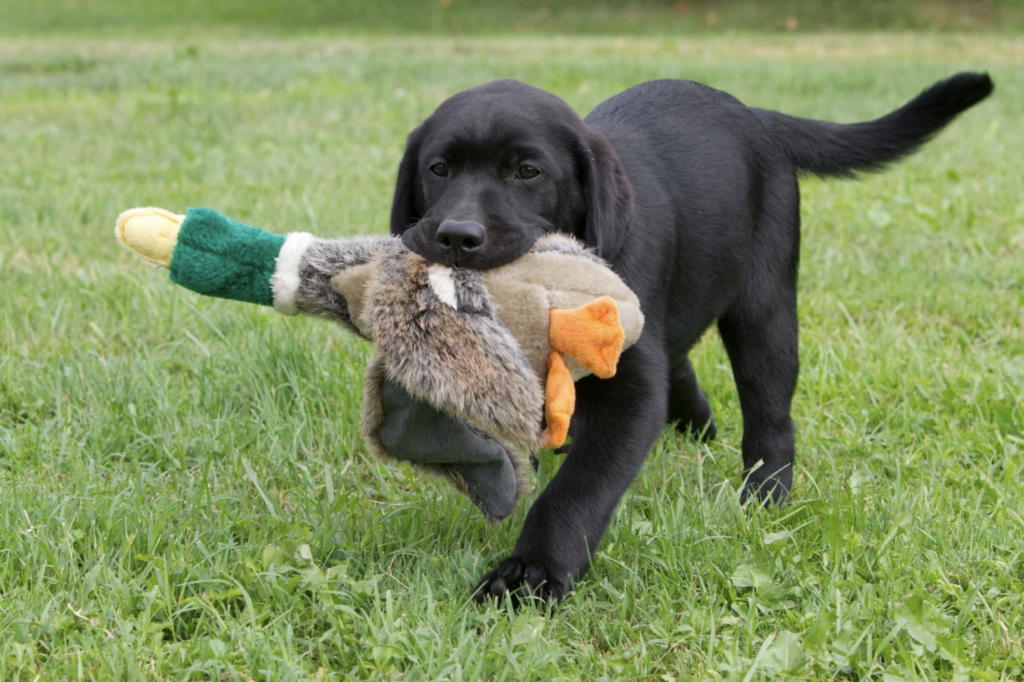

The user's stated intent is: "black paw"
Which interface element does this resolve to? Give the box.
[473,556,570,605]
[741,465,792,506]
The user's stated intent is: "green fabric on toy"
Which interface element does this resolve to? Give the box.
[115,206,644,520]
[172,208,286,306]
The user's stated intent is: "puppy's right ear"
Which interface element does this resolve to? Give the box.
[390,125,425,236]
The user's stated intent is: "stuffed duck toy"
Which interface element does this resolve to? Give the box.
[116,207,644,520]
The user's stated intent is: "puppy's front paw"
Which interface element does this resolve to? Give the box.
[473,556,570,605]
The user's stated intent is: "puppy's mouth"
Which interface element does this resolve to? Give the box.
[400,223,540,271]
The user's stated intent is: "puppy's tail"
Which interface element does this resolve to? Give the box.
[754,72,993,178]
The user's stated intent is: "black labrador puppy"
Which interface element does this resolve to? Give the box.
[389,73,993,601]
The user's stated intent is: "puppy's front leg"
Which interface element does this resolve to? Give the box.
[474,341,668,602]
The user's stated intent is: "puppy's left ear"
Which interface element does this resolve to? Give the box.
[390,125,425,236]
[575,128,633,260]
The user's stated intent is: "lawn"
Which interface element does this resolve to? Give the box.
[1,11,1022,681]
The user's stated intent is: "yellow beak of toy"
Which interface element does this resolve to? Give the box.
[115,207,185,268]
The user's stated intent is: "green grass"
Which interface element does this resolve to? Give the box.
[1,26,1023,681]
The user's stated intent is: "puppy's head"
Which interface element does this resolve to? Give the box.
[390,79,633,269]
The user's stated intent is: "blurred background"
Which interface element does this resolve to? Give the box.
[2,0,1022,35]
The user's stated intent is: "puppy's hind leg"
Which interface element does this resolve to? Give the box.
[668,355,717,441]
[717,172,801,504]
[717,284,798,504]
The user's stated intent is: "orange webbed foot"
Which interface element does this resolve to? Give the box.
[549,296,625,379]
[541,351,575,449]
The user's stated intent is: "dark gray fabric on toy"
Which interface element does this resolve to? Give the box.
[371,374,525,519]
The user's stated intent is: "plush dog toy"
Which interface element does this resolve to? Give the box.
[116,207,643,519]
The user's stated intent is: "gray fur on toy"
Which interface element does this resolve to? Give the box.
[275,232,643,520]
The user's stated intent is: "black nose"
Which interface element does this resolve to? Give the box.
[435,220,485,256]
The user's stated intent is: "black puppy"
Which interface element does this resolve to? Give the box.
[390,73,993,601]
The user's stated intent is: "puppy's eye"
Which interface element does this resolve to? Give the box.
[430,163,449,177]
[517,164,540,180]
